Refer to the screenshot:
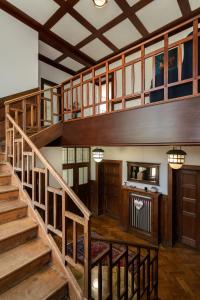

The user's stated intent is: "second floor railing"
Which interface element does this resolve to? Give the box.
[4,14,200,129]
[61,14,200,122]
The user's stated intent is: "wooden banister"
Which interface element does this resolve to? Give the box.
[5,112,92,299]
[6,113,91,219]
[5,84,61,105]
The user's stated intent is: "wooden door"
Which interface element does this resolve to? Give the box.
[176,167,200,248]
[99,160,122,219]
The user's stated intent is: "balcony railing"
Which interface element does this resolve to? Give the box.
[62,14,200,122]
[5,15,200,130]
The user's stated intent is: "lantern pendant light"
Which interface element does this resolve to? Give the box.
[166,147,186,170]
[92,148,104,163]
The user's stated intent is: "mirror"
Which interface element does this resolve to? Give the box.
[127,162,160,186]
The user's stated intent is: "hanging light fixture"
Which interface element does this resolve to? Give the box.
[166,147,186,170]
[92,148,104,163]
[93,0,108,8]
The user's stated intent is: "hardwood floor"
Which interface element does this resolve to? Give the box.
[91,215,200,300]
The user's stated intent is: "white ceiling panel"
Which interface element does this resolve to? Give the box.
[7,0,59,25]
[74,0,122,29]
[51,13,91,46]
[60,57,85,71]
[136,0,182,33]
[188,0,200,10]
[126,0,140,6]
[39,41,62,60]
[80,38,113,61]
[103,19,142,49]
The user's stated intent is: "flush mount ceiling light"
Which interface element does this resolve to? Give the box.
[92,148,104,163]
[93,0,108,8]
[166,147,186,170]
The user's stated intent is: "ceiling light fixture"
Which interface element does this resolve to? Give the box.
[92,148,104,163]
[93,0,108,8]
[166,147,186,170]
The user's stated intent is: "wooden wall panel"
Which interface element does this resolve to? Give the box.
[62,97,200,146]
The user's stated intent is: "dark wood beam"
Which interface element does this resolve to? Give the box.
[0,0,94,66]
[44,0,79,29]
[114,0,149,36]
[177,0,191,16]
[76,0,153,49]
[39,54,76,75]
[70,8,118,51]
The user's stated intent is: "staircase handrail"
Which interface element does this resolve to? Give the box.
[6,113,91,219]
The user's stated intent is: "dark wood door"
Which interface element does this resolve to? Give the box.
[176,167,200,248]
[99,160,122,219]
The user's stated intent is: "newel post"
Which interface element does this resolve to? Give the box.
[83,217,91,299]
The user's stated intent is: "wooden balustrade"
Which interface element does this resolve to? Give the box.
[5,113,92,299]
[90,237,158,300]
[61,14,200,122]
[5,85,62,135]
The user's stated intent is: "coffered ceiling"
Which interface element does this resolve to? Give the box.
[1,0,200,76]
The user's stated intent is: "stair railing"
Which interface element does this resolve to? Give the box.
[5,113,92,299]
[5,85,62,135]
[90,237,158,300]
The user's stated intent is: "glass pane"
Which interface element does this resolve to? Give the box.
[76,148,83,163]
[68,148,75,163]
[83,148,89,162]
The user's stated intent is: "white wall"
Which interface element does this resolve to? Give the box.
[39,61,71,85]
[39,147,63,187]
[91,146,200,195]
[0,10,38,98]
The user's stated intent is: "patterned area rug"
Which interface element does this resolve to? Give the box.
[67,233,136,266]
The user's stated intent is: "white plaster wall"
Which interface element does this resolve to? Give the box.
[39,61,71,85]
[0,10,38,98]
[39,147,63,187]
[91,146,200,195]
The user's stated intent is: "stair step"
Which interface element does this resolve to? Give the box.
[0,198,27,225]
[0,238,51,294]
[0,266,68,300]
[0,217,38,254]
[0,173,11,186]
[0,185,18,200]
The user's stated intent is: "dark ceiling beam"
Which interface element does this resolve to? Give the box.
[114,0,149,36]
[0,0,94,67]
[177,0,191,16]
[39,54,75,76]
[44,0,79,29]
[76,0,153,49]
[70,8,118,51]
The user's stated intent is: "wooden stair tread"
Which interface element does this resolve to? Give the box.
[0,217,37,241]
[0,238,51,279]
[0,266,68,300]
[0,199,27,214]
[0,173,10,178]
[0,185,18,194]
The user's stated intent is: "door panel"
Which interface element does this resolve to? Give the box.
[176,168,200,248]
[101,160,122,219]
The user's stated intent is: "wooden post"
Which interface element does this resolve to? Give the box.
[193,18,198,95]
[164,34,169,100]
[83,218,91,299]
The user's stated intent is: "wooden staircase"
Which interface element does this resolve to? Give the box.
[1,89,159,299]
[0,165,68,300]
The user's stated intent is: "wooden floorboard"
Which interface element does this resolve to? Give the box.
[91,215,200,300]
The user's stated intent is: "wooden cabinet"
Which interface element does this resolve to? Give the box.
[121,186,161,245]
